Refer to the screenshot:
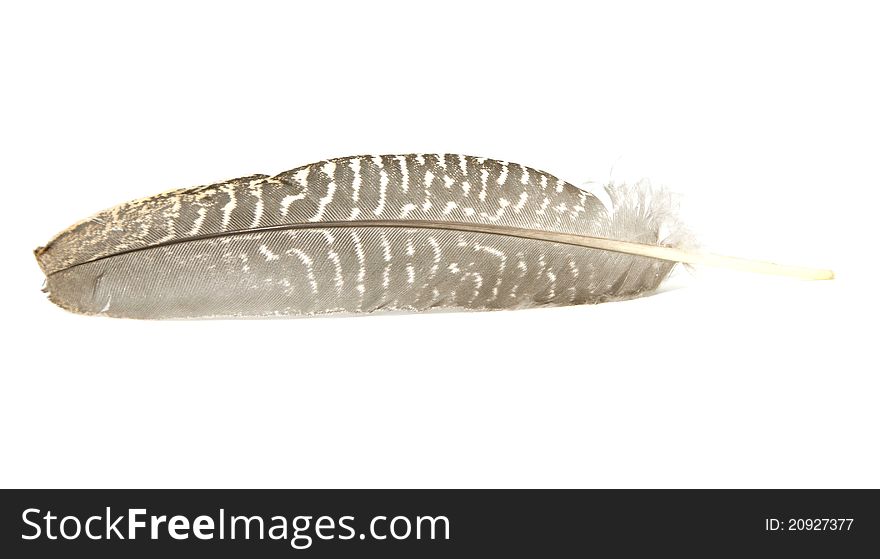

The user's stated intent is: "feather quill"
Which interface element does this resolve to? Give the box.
[34,154,832,319]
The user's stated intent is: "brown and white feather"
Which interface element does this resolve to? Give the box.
[35,154,684,319]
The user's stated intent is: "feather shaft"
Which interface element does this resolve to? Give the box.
[46,218,833,280]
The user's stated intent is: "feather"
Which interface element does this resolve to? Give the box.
[34,154,832,319]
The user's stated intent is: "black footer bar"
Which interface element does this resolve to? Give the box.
[2,489,876,557]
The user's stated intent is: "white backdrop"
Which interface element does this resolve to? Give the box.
[1,1,876,487]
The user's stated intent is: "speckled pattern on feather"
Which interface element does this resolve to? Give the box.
[35,154,681,319]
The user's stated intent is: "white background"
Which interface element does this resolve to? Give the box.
[1,1,877,488]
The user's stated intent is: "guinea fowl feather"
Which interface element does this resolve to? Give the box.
[34,154,830,319]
